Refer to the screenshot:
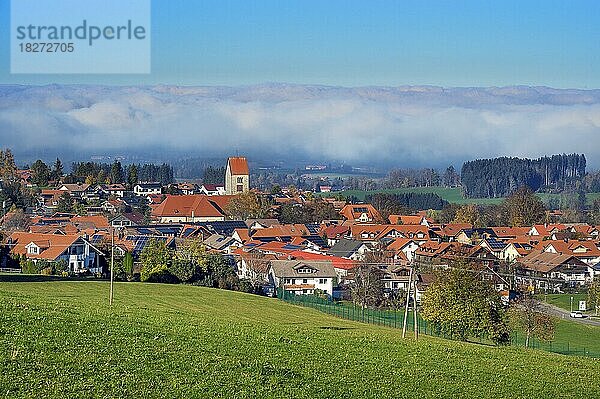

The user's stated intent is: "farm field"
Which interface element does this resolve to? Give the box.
[323,186,600,206]
[1,280,600,398]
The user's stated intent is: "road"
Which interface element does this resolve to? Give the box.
[538,302,600,327]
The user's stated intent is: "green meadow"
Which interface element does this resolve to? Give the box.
[1,280,600,398]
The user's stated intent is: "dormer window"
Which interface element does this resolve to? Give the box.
[297,267,315,274]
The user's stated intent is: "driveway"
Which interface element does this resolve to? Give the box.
[538,302,600,327]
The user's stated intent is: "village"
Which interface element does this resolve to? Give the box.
[1,155,599,306]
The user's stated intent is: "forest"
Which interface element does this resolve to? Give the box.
[461,154,587,198]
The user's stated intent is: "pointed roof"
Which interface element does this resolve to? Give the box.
[227,157,249,175]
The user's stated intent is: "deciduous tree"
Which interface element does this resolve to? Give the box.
[508,297,555,347]
[421,264,509,344]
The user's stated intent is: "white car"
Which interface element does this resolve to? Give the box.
[570,311,585,318]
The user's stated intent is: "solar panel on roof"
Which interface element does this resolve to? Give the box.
[91,234,103,244]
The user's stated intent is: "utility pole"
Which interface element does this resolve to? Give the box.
[109,227,114,305]
[570,296,573,313]
[402,267,413,338]
[413,268,419,341]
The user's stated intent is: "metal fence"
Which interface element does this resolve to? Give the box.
[277,289,600,358]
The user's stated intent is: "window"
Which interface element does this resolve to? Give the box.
[236,184,243,192]
[237,177,244,183]
[302,279,308,284]
[319,278,327,284]
[27,246,38,255]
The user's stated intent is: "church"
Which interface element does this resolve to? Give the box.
[225,157,249,195]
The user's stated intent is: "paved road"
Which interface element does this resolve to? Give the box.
[538,302,600,327]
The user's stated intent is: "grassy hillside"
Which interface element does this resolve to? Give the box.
[324,186,600,206]
[1,280,600,398]
[326,187,504,204]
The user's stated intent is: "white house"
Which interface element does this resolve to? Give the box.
[268,260,336,296]
[9,232,104,274]
[134,182,162,196]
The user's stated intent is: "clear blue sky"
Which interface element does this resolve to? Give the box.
[1,0,600,87]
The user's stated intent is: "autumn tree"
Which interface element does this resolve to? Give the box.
[421,264,509,344]
[502,187,546,227]
[453,204,480,226]
[588,280,600,316]
[140,239,174,283]
[226,191,270,220]
[508,297,555,347]
[351,263,385,309]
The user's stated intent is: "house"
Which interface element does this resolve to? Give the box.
[321,224,351,247]
[501,241,534,262]
[515,250,590,292]
[388,214,429,227]
[268,259,336,296]
[385,238,420,262]
[540,240,600,266]
[234,249,275,286]
[199,184,226,196]
[225,157,249,195]
[339,204,382,223]
[175,183,199,195]
[110,212,144,228]
[99,184,126,198]
[203,234,240,254]
[8,232,104,274]
[58,183,95,199]
[288,250,356,283]
[327,239,369,260]
[151,194,233,223]
[134,182,162,196]
[455,228,496,245]
[479,237,508,259]
[528,224,566,238]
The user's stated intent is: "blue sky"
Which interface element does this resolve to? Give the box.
[1,0,600,87]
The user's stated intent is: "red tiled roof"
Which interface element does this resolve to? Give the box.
[228,157,249,175]
[151,195,234,218]
[9,232,81,261]
[289,250,356,270]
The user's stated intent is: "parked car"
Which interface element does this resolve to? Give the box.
[570,311,585,318]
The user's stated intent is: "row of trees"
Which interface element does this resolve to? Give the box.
[348,259,555,347]
[461,154,587,198]
[364,192,448,220]
[421,265,554,346]
[437,187,547,227]
[70,161,174,186]
[138,239,256,292]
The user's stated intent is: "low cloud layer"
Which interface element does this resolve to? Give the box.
[1,84,599,168]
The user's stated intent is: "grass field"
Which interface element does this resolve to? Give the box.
[538,294,588,312]
[324,187,504,204]
[1,280,600,398]
[322,186,600,206]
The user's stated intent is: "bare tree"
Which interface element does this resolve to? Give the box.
[509,297,555,348]
[351,263,384,309]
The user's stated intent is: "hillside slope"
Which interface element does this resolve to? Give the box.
[1,280,599,398]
